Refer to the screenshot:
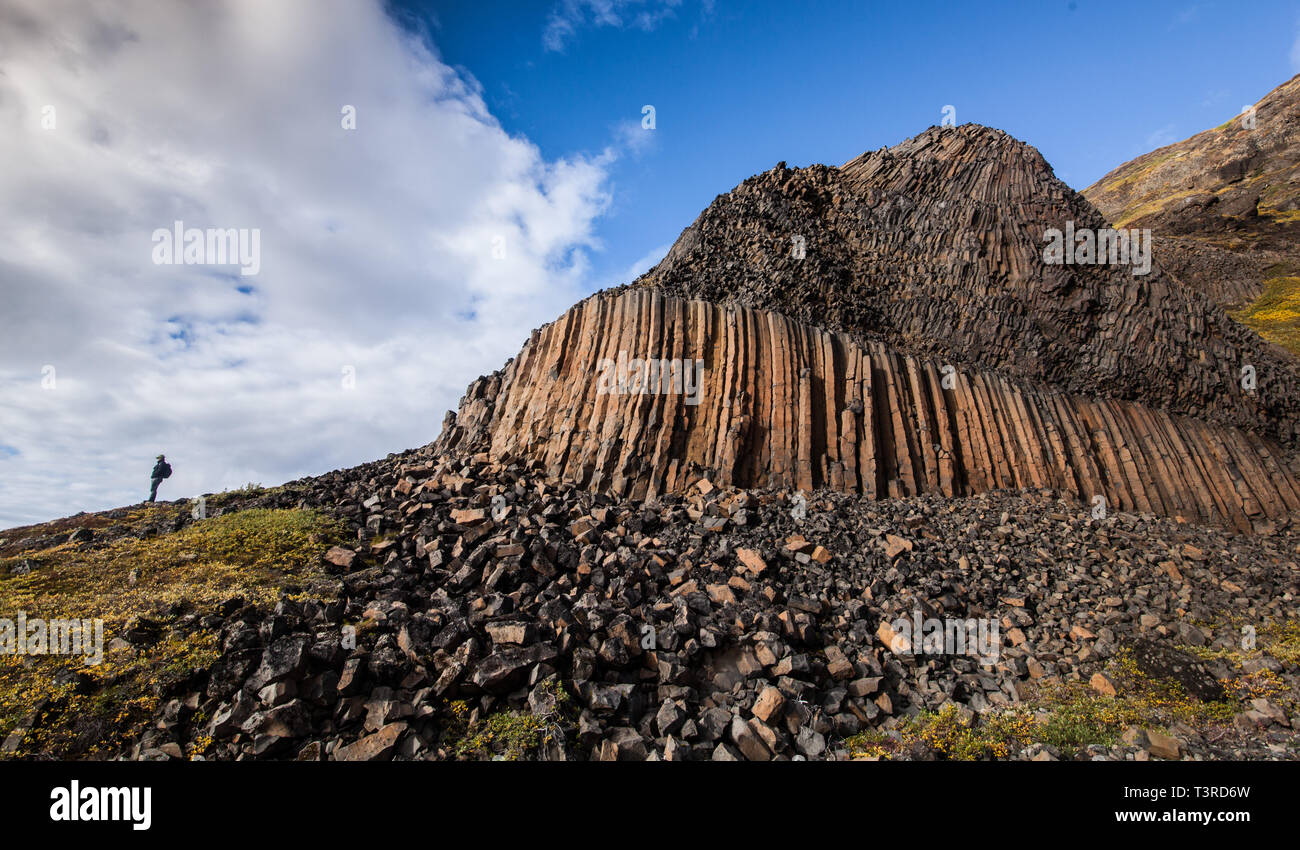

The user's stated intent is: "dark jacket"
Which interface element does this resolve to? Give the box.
[151,459,172,480]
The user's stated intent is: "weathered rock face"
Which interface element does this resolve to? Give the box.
[437,288,1299,533]
[1084,73,1300,320]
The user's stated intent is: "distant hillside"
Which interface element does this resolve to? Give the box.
[1084,74,1300,354]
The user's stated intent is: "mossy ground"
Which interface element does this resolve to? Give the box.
[845,641,1264,761]
[206,482,273,508]
[0,506,347,759]
[1092,150,1180,197]
[1179,617,1300,715]
[1112,188,1200,229]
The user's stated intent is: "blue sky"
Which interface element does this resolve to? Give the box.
[413,0,1300,291]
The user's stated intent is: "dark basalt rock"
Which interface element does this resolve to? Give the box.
[1129,638,1226,702]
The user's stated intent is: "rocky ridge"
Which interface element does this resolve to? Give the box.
[438,125,1300,532]
[624,125,1300,446]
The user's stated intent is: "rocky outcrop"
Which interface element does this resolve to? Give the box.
[437,123,1300,532]
[439,288,1300,533]
[12,118,1300,764]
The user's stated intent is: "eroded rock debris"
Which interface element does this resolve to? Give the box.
[121,445,1300,761]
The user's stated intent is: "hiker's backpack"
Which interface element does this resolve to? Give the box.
[160,462,172,479]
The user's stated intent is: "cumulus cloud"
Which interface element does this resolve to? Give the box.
[0,0,616,527]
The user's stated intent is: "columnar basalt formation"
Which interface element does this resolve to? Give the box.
[438,288,1300,533]
[438,124,1300,533]
[624,125,1300,447]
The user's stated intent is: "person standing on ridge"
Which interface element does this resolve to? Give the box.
[149,454,172,502]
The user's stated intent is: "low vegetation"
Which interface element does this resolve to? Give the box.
[1230,275,1300,355]
[0,506,347,759]
[846,645,1248,761]
[442,679,574,761]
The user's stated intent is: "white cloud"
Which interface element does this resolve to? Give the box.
[542,0,688,52]
[0,0,618,527]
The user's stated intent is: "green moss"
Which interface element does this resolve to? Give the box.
[1259,207,1300,223]
[1263,260,1300,279]
[452,711,550,761]
[1093,150,1181,197]
[844,728,895,760]
[1112,187,1200,229]
[441,679,575,761]
[1177,617,1300,714]
[207,483,280,507]
[898,704,1041,760]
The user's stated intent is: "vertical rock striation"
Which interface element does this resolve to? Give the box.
[438,288,1299,533]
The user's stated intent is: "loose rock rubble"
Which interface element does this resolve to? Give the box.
[123,447,1300,761]
[25,122,1297,763]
